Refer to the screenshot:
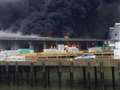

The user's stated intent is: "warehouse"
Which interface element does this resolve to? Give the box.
[0,35,105,52]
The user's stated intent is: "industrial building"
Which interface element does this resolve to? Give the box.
[0,23,118,90]
[1,22,119,52]
[0,35,105,52]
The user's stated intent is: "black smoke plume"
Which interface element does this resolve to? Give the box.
[0,0,120,38]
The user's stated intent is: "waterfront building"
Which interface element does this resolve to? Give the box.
[0,36,105,52]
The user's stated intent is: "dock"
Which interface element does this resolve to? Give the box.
[0,56,119,89]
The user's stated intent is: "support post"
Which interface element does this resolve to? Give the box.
[100,62,105,90]
[82,66,86,86]
[58,62,62,88]
[26,66,30,85]
[6,63,10,85]
[42,61,47,88]
[118,62,120,88]
[70,61,74,88]
[34,66,37,86]
[112,67,116,90]
[29,42,34,50]
[87,62,91,89]
[15,62,18,85]
[43,41,47,51]
[11,41,19,50]
[94,67,98,88]
[30,63,34,86]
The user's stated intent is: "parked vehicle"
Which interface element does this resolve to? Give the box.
[74,54,96,60]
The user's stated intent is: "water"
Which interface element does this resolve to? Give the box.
[0,82,118,90]
[0,66,119,90]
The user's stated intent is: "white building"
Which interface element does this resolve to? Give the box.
[109,23,120,41]
[109,23,120,59]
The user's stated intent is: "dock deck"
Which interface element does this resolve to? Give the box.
[0,57,119,67]
[0,56,119,89]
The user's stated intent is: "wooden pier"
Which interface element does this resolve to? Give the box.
[0,57,119,90]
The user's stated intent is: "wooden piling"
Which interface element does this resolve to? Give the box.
[82,66,86,86]
[42,61,47,88]
[19,66,24,86]
[57,61,62,88]
[118,62,120,89]
[70,61,74,88]
[15,62,18,85]
[26,66,30,85]
[2,66,4,83]
[30,63,34,86]
[6,63,10,85]
[34,66,37,86]
[87,62,91,89]
[112,66,116,90]
[100,62,105,90]
[0,66,2,83]
[94,67,98,88]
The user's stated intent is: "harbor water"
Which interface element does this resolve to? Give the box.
[0,64,119,90]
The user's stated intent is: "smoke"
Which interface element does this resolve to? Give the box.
[82,0,120,38]
[0,0,20,3]
[98,0,120,23]
[0,30,39,38]
[1,0,120,38]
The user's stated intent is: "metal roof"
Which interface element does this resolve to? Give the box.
[0,36,108,41]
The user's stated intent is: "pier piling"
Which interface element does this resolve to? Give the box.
[15,63,18,85]
[30,63,34,86]
[100,62,105,90]
[70,61,74,88]
[112,66,116,90]
[34,66,37,86]
[42,61,47,88]
[87,62,91,89]
[57,62,62,88]
[94,67,98,88]
[0,59,119,90]
[6,63,10,85]
[82,66,87,86]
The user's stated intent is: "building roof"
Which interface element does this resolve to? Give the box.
[0,36,108,41]
[0,31,108,41]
